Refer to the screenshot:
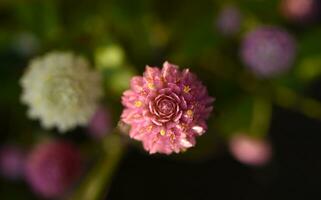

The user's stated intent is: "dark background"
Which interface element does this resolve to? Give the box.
[109,80,321,200]
[0,0,321,199]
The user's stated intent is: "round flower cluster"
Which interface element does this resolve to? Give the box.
[229,134,272,166]
[216,5,242,36]
[280,0,320,23]
[241,26,296,78]
[25,140,83,198]
[88,106,112,140]
[20,51,103,132]
[0,145,25,180]
[121,62,214,154]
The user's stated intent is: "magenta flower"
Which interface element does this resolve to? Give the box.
[25,141,83,199]
[121,62,214,154]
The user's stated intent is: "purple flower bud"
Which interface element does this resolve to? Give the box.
[229,134,272,166]
[241,26,296,78]
[0,145,25,180]
[216,5,242,36]
[88,106,112,140]
[25,141,83,199]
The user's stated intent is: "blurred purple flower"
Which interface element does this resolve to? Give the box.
[280,0,320,24]
[121,61,214,154]
[216,5,242,36]
[26,141,83,199]
[88,106,112,140]
[241,26,296,78]
[0,145,25,180]
[13,32,39,57]
[229,134,272,166]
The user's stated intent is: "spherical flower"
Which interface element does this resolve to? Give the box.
[88,106,112,140]
[229,134,272,166]
[216,5,242,36]
[280,0,320,23]
[241,26,296,78]
[25,140,83,199]
[0,145,25,180]
[121,61,214,154]
[20,51,103,132]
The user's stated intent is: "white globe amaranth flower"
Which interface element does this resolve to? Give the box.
[20,51,103,132]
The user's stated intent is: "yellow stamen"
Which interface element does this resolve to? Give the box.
[146,125,153,132]
[187,109,193,117]
[147,82,155,89]
[134,100,142,107]
[180,123,188,131]
[160,129,166,136]
[183,85,191,93]
[170,134,176,144]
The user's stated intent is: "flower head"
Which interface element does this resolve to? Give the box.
[280,0,320,24]
[241,26,296,78]
[229,134,272,166]
[121,62,214,154]
[0,145,25,180]
[20,51,103,132]
[13,32,39,57]
[216,5,242,36]
[25,140,83,198]
[88,106,112,140]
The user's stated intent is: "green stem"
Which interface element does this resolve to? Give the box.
[249,96,272,138]
[69,131,125,200]
[203,63,321,121]
[273,86,321,120]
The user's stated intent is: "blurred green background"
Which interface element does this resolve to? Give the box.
[0,0,321,199]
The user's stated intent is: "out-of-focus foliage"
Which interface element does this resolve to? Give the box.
[0,0,321,199]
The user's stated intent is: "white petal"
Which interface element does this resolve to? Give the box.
[192,125,205,135]
[180,138,193,148]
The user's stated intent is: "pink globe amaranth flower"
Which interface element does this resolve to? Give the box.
[241,26,296,78]
[216,5,242,36]
[280,0,320,24]
[229,134,272,166]
[25,141,83,199]
[121,61,214,154]
[88,106,112,140]
[0,145,25,180]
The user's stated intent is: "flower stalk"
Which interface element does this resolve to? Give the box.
[69,130,125,200]
[250,96,272,137]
